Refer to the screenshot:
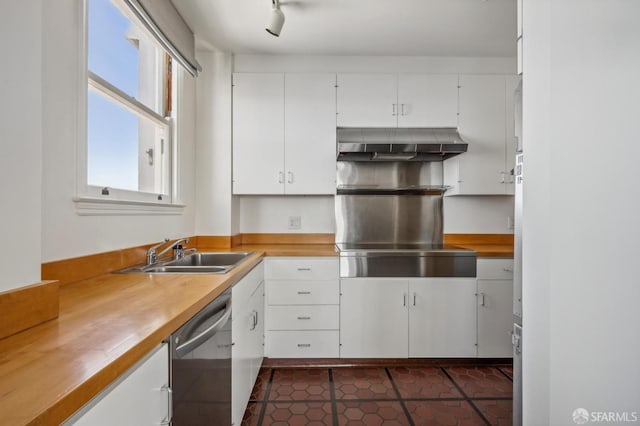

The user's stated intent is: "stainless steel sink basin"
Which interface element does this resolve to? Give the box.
[115,252,253,274]
[165,252,252,267]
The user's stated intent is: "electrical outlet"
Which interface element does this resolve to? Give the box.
[288,216,301,230]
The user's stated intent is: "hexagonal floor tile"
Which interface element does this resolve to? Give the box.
[336,401,410,426]
[242,402,262,426]
[444,367,513,398]
[473,399,513,426]
[269,368,331,401]
[262,402,333,426]
[405,400,486,426]
[250,368,272,401]
[389,367,462,399]
[333,368,397,400]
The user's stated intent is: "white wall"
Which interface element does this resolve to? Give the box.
[40,0,197,262]
[443,197,514,234]
[232,54,515,235]
[239,196,335,233]
[523,1,640,424]
[194,51,235,236]
[0,1,43,291]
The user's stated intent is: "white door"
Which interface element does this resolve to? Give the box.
[397,74,459,128]
[477,279,514,358]
[409,278,477,357]
[336,74,398,127]
[284,73,336,194]
[232,73,285,194]
[340,278,408,358]
[65,344,169,425]
[453,74,507,195]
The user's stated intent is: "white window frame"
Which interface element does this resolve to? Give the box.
[74,0,184,216]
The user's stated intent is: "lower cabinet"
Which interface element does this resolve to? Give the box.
[232,262,265,426]
[63,343,170,425]
[340,278,477,358]
[339,278,409,358]
[477,258,514,358]
[265,257,340,358]
[409,279,478,357]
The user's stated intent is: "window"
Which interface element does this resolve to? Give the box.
[79,0,179,209]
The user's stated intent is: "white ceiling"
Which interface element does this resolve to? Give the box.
[172,0,516,57]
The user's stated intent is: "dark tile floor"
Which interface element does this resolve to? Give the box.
[243,365,513,426]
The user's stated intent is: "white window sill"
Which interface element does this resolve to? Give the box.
[73,196,185,216]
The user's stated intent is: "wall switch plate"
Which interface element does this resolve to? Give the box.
[288,216,301,230]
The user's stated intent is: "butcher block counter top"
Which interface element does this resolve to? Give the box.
[444,233,514,258]
[0,253,269,426]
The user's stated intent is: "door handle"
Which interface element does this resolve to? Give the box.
[392,103,397,116]
[160,385,173,425]
[413,292,416,306]
[401,103,406,116]
[403,293,407,307]
[287,171,294,184]
[480,292,486,307]
[175,300,232,358]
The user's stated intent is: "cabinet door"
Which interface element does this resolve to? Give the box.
[336,74,398,127]
[65,344,169,425]
[284,73,336,194]
[397,74,459,128]
[248,281,265,386]
[340,278,408,358]
[231,296,252,426]
[504,75,521,195]
[409,278,477,357]
[232,73,285,194]
[445,75,507,195]
[477,279,513,358]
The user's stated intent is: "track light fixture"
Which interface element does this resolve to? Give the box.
[266,0,285,37]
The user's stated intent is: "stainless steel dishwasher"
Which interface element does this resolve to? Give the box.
[170,288,232,426]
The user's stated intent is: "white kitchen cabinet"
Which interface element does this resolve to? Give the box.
[265,257,340,358]
[397,74,459,128]
[444,74,520,195]
[232,73,336,195]
[504,75,521,195]
[340,277,477,358]
[232,262,264,426]
[63,344,170,426]
[337,73,459,128]
[339,278,409,358]
[336,73,398,127]
[284,73,337,194]
[477,259,514,358]
[408,278,478,357]
[232,73,285,194]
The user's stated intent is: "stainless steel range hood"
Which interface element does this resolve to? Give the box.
[337,127,468,162]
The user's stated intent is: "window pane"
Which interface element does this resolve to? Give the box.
[88,0,161,113]
[87,90,139,191]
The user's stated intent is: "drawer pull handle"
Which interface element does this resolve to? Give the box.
[297,343,311,348]
[297,316,311,320]
[297,268,312,271]
[297,291,311,295]
[503,268,513,272]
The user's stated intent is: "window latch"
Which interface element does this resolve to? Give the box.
[145,148,154,166]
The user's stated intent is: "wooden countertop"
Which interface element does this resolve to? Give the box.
[444,234,514,258]
[0,252,264,426]
[453,243,514,257]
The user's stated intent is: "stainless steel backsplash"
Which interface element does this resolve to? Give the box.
[335,162,444,245]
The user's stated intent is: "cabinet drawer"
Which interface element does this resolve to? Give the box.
[267,331,339,358]
[265,257,339,281]
[267,305,339,330]
[267,280,339,305]
[477,259,513,280]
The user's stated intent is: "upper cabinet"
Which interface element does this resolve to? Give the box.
[444,74,520,195]
[232,73,336,195]
[336,74,459,128]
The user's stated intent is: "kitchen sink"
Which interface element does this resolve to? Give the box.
[165,252,252,267]
[115,252,253,274]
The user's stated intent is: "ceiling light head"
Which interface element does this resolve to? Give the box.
[266,0,285,37]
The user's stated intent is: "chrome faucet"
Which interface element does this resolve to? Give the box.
[146,238,190,265]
